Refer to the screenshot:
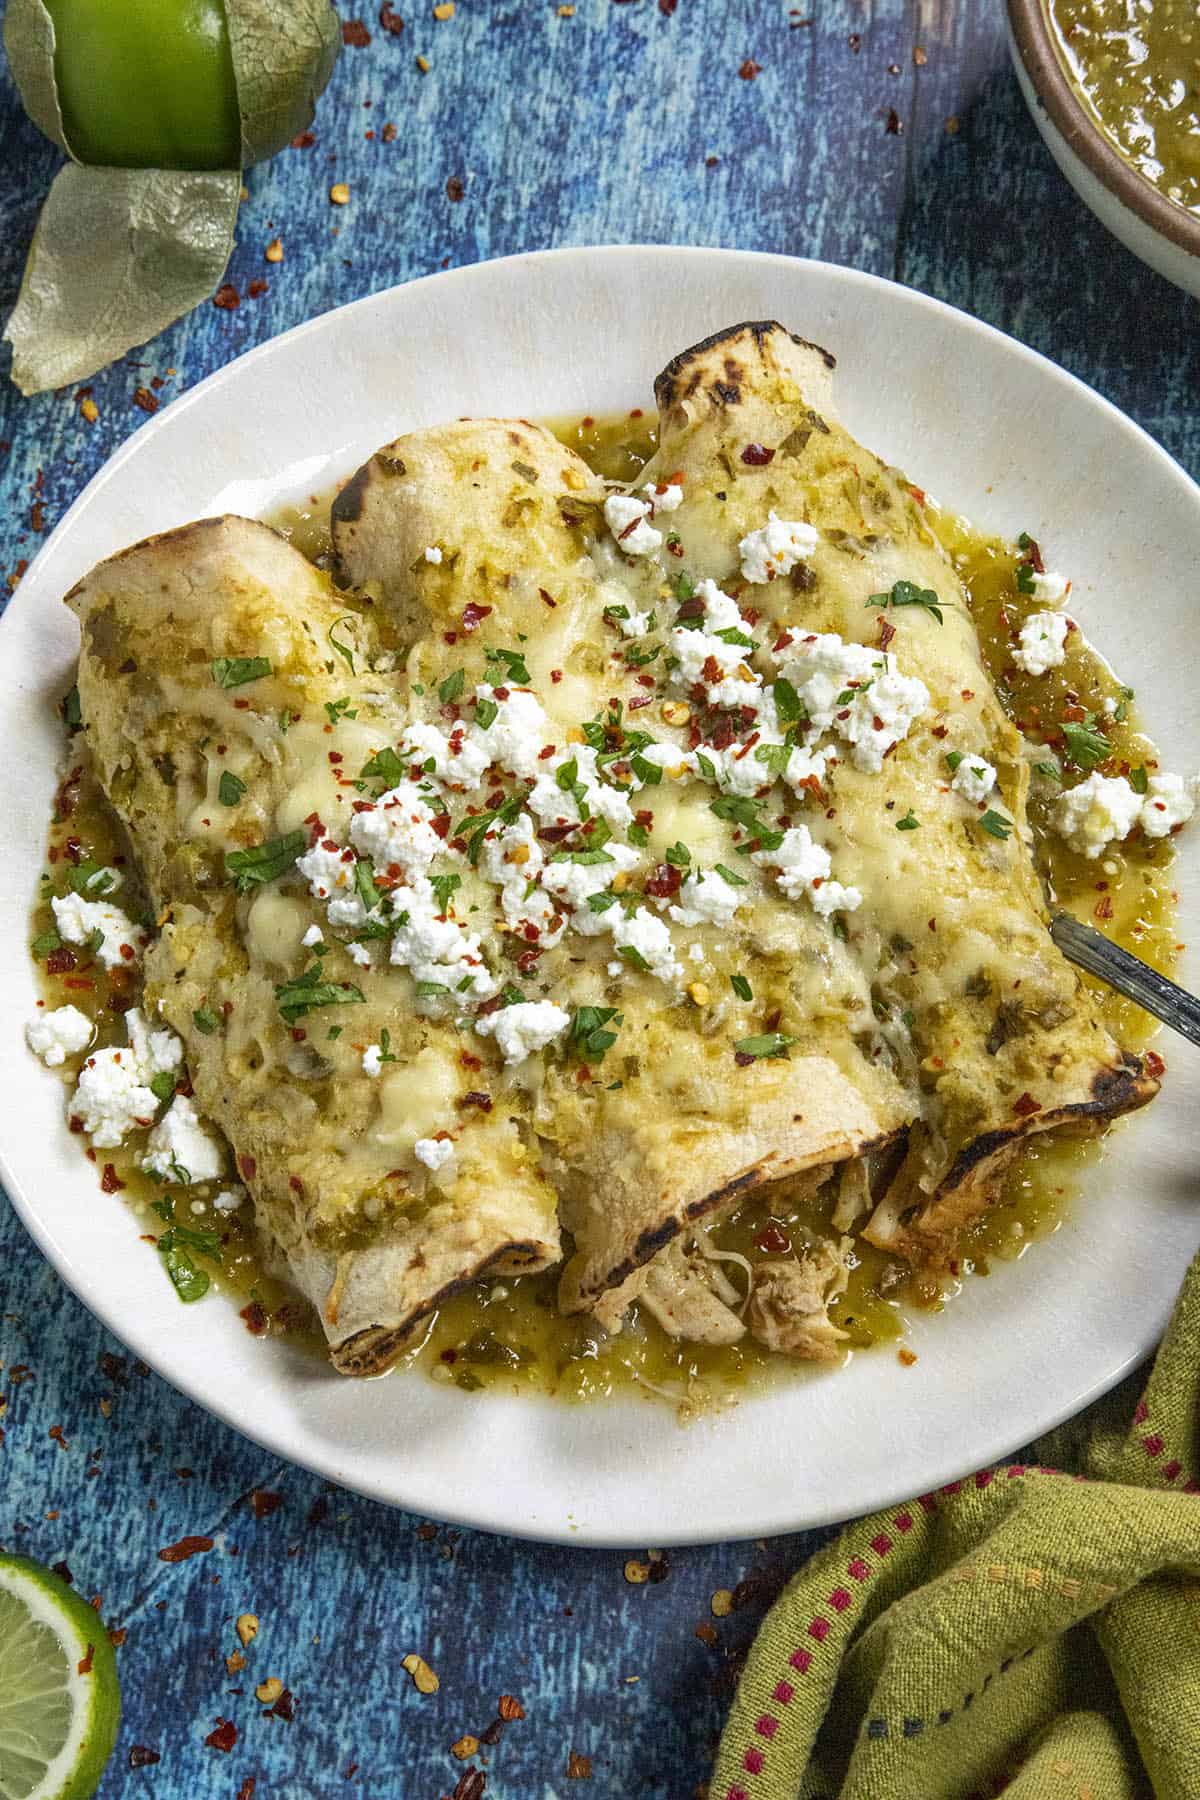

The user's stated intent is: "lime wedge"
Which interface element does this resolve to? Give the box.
[0,1555,120,1800]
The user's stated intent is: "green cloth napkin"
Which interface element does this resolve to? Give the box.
[712,1251,1200,1800]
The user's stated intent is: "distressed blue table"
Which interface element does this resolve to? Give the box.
[2,4,1197,1796]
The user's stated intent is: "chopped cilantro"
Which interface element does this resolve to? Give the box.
[631,753,662,786]
[328,616,358,675]
[1015,562,1037,595]
[664,841,691,868]
[568,1005,623,1062]
[150,1070,177,1105]
[225,830,307,894]
[731,974,753,1001]
[671,572,696,602]
[1129,764,1149,795]
[60,685,81,729]
[714,863,747,886]
[896,810,920,830]
[324,697,358,725]
[627,822,650,848]
[32,928,61,957]
[772,677,806,725]
[1061,721,1110,771]
[212,656,272,689]
[625,643,662,668]
[1034,762,1061,781]
[275,966,365,1023]
[192,1007,219,1034]
[430,872,462,912]
[485,646,532,686]
[354,858,383,913]
[586,891,620,913]
[218,770,246,807]
[945,751,964,772]
[868,579,944,624]
[735,1033,796,1060]
[695,751,718,780]
[474,696,499,730]
[714,625,755,648]
[979,810,1013,840]
[438,668,465,705]
[617,945,651,972]
[67,861,115,897]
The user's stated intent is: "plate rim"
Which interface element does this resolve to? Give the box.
[3,243,1197,1546]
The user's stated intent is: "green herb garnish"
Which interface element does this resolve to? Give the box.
[212,656,271,689]
[225,830,306,894]
[896,810,920,831]
[328,616,358,675]
[1129,765,1149,795]
[192,1007,220,1035]
[979,810,1013,840]
[218,770,246,807]
[664,841,691,868]
[438,668,465,705]
[1062,721,1110,771]
[568,1005,623,1062]
[868,579,944,624]
[731,974,753,1001]
[485,646,531,686]
[275,965,365,1024]
[735,1033,796,1060]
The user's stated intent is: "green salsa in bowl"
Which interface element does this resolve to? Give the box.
[1008,0,1200,295]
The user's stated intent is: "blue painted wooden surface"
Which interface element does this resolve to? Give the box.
[1,4,1197,1795]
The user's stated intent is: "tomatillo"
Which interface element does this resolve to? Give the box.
[43,0,241,169]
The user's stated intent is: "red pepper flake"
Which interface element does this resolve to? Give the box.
[291,129,316,148]
[734,1050,756,1067]
[270,1688,296,1721]
[251,1489,282,1519]
[432,813,452,839]
[342,18,371,44]
[238,1154,257,1182]
[213,284,240,311]
[451,1772,486,1800]
[1012,1092,1042,1118]
[738,58,761,80]
[30,499,46,533]
[132,387,159,414]
[380,3,405,33]
[77,1642,95,1675]
[237,1781,256,1800]
[755,1223,791,1254]
[877,615,896,651]
[158,1535,214,1564]
[566,1751,593,1779]
[659,0,678,12]
[497,1694,525,1720]
[644,864,682,898]
[46,946,78,976]
[461,603,492,632]
[885,108,903,134]
[1094,896,1114,921]
[100,1163,125,1194]
[204,1719,238,1753]
[848,31,862,50]
[128,1747,161,1769]
[446,176,465,202]
[459,1050,484,1070]
[247,278,269,299]
[48,1424,70,1451]
[460,1091,493,1112]
[1144,1050,1166,1079]
[740,442,774,466]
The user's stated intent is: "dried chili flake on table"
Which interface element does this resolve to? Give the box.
[567,1751,593,1779]
[48,1424,70,1450]
[237,1782,256,1800]
[451,1773,486,1800]
[885,108,903,134]
[342,18,371,44]
[402,1652,440,1694]
[658,0,677,12]
[380,3,405,31]
[497,1694,525,1720]
[158,1534,214,1563]
[205,1719,238,1752]
[128,1746,161,1768]
[1145,1050,1167,1079]
[132,387,158,414]
[382,120,399,140]
[1012,1092,1042,1117]
[740,442,774,466]
[694,1621,718,1646]
[247,279,269,299]
[213,285,240,311]
[251,1489,282,1518]
[451,1735,480,1760]
[269,1687,295,1721]
[30,499,45,532]
[446,176,465,201]
[737,58,761,80]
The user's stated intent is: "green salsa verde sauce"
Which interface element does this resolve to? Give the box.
[1050,0,1200,213]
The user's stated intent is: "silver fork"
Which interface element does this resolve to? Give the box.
[1051,914,1200,1050]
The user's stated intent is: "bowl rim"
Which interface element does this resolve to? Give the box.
[1007,0,1200,260]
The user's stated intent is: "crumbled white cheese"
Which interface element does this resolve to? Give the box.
[1139,772,1197,840]
[634,740,695,783]
[403,718,490,788]
[643,480,683,513]
[389,878,498,1003]
[125,1009,185,1080]
[51,892,142,970]
[346,940,373,968]
[527,745,635,834]
[26,1004,92,1067]
[1031,570,1069,604]
[783,743,830,796]
[479,814,564,945]
[669,869,744,929]
[476,1000,571,1064]
[142,1095,224,1184]
[349,782,447,883]
[951,754,997,805]
[423,545,444,564]
[1053,773,1144,859]
[297,841,359,910]
[604,492,662,558]
[302,923,325,948]
[414,1136,456,1173]
[214,1187,244,1213]
[470,686,552,779]
[71,1050,159,1148]
[753,826,862,916]
[775,634,928,773]
[738,512,819,584]
[611,907,681,983]
[703,740,774,797]
[670,621,762,710]
[541,843,641,936]
[362,1044,385,1077]
[1013,611,1069,676]
[693,578,745,635]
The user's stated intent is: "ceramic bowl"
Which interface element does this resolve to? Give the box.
[1007,0,1200,299]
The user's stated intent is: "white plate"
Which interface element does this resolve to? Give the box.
[3,247,1198,1546]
